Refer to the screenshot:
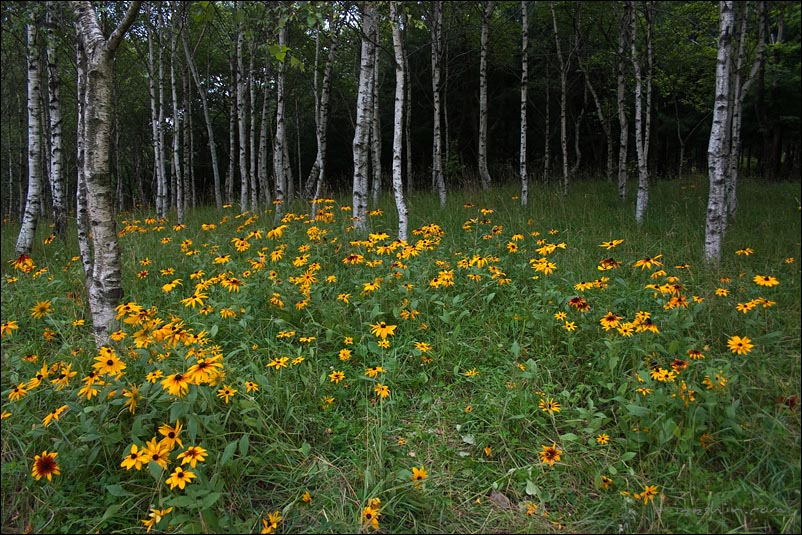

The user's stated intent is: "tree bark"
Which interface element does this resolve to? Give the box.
[520,0,529,206]
[549,1,569,197]
[370,29,382,207]
[352,2,377,233]
[182,20,222,209]
[46,3,66,241]
[236,19,249,211]
[169,6,183,224]
[616,5,629,200]
[249,44,259,211]
[631,1,652,225]
[72,0,141,346]
[274,25,289,222]
[705,1,735,265]
[390,2,409,242]
[430,1,446,206]
[15,23,42,257]
[478,1,494,190]
[258,66,272,208]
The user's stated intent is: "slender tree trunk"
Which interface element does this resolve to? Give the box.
[631,0,651,225]
[227,52,236,204]
[72,0,141,346]
[169,9,183,224]
[370,30,382,207]
[147,16,164,217]
[249,45,258,211]
[571,82,587,177]
[258,67,272,207]
[274,25,288,221]
[352,2,377,233]
[616,4,629,200]
[156,11,167,218]
[46,3,66,241]
[478,1,494,190]
[544,60,550,182]
[236,21,249,212]
[550,1,569,197]
[403,27,413,194]
[390,2,409,241]
[520,0,529,206]
[726,0,766,219]
[182,61,193,209]
[705,1,735,265]
[431,1,446,206]
[182,22,222,209]
[16,24,42,257]
[76,36,92,278]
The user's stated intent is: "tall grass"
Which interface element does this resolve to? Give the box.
[2,177,800,534]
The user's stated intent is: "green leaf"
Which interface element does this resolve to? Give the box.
[105,484,134,497]
[511,341,520,358]
[525,479,538,496]
[300,441,311,458]
[220,440,238,466]
[239,434,250,457]
[625,404,650,417]
[620,451,637,462]
[559,432,579,442]
[200,491,222,509]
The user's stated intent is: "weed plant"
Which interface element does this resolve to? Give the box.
[1,178,800,533]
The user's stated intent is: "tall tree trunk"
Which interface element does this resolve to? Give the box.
[390,2,409,242]
[182,60,193,209]
[352,2,377,233]
[258,67,272,208]
[156,10,167,218]
[169,8,183,224]
[616,5,629,200]
[249,45,258,211]
[549,1,569,197]
[705,1,735,265]
[76,35,92,278]
[181,21,222,209]
[370,30,382,207]
[227,52,236,204]
[16,23,42,257]
[726,0,766,218]
[72,0,141,346]
[520,0,529,206]
[236,20,249,212]
[431,1,446,206]
[631,0,652,225]
[46,3,66,242]
[478,1,494,190]
[273,25,289,222]
[403,24,413,194]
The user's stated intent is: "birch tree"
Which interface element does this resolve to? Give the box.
[430,1,446,206]
[169,4,182,224]
[390,1,409,241]
[236,17,249,211]
[631,1,654,225]
[46,2,66,241]
[519,0,529,206]
[352,2,377,233]
[72,0,141,346]
[616,5,630,200]
[478,1,494,190]
[550,1,570,197]
[705,0,735,265]
[370,26,382,207]
[258,65,272,208]
[725,0,766,218]
[15,22,42,256]
[274,23,289,222]
[182,16,222,210]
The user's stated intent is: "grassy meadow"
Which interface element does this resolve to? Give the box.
[1,177,800,534]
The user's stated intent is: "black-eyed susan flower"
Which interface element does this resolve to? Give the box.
[1,320,19,338]
[374,383,390,399]
[161,372,191,397]
[93,347,126,376]
[141,507,173,533]
[540,398,561,415]
[600,475,613,490]
[143,437,170,470]
[121,443,145,470]
[369,321,397,339]
[329,370,345,384]
[539,443,562,467]
[411,465,428,488]
[727,335,753,355]
[165,465,196,490]
[32,450,60,481]
[158,420,184,450]
[30,300,52,319]
[753,274,779,287]
[596,433,610,445]
[634,484,659,504]
[42,404,69,428]
[177,445,208,468]
[261,511,283,534]
[217,384,237,403]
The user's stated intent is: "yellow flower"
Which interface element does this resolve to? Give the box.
[596,433,610,445]
[302,491,312,503]
[177,445,208,468]
[411,466,428,488]
[261,511,283,534]
[217,384,237,403]
[32,450,60,481]
[539,398,561,415]
[141,507,173,533]
[1,320,19,338]
[753,274,779,287]
[369,321,397,339]
[31,300,53,319]
[539,443,562,466]
[374,383,390,399]
[121,443,145,471]
[634,484,659,504]
[727,335,753,355]
[329,370,345,384]
[165,466,196,490]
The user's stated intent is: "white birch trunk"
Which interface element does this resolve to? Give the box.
[390,2,409,242]
[15,23,42,256]
[705,1,735,265]
[249,46,258,211]
[404,31,413,194]
[431,1,446,206]
[156,10,167,218]
[46,3,66,241]
[273,25,288,221]
[520,0,529,206]
[371,31,382,207]
[72,0,141,346]
[478,1,494,190]
[181,23,222,209]
[631,1,650,225]
[726,1,766,219]
[227,52,236,204]
[236,22,249,212]
[258,68,272,207]
[616,6,629,200]
[550,1,569,197]
[352,3,377,233]
[76,36,92,278]
[169,12,182,224]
